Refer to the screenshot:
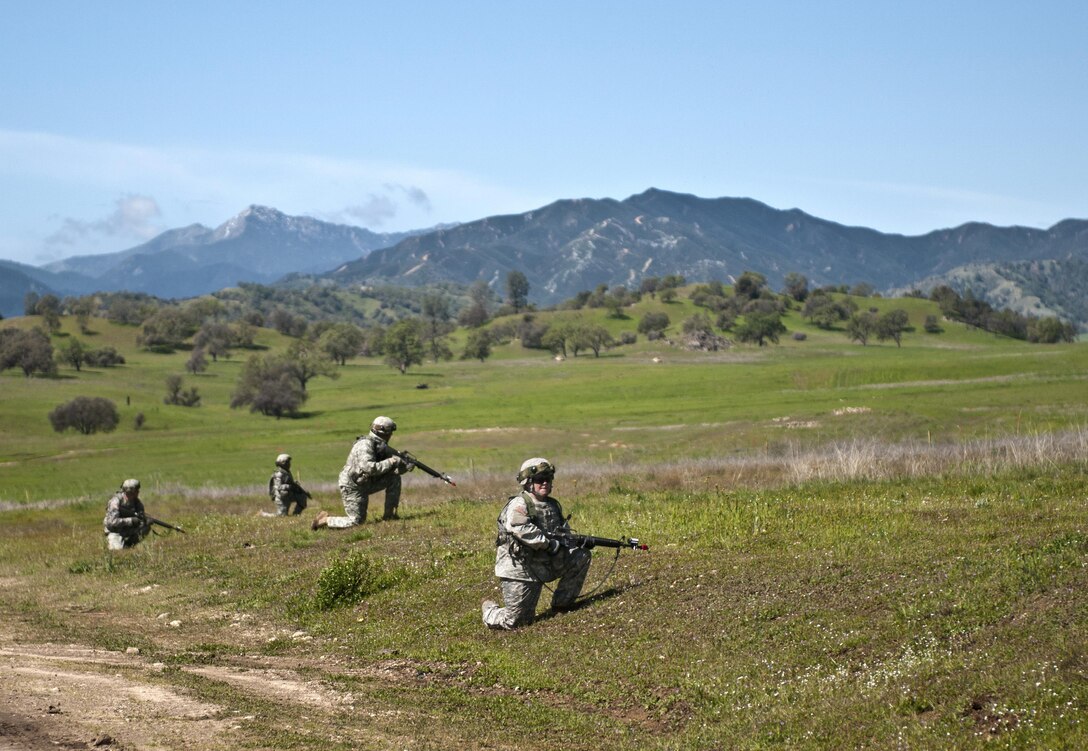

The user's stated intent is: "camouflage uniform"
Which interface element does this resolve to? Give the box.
[103,484,149,550]
[483,488,591,629]
[266,465,309,516]
[328,431,407,527]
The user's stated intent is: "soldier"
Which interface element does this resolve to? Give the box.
[262,453,311,517]
[103,478,150,550]
[482,458,592,629]
[312,416,412,530]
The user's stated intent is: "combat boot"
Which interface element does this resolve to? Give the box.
[311,510,329,530]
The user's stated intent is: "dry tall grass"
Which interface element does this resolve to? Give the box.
[6,427,1086,511]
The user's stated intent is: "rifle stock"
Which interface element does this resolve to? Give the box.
[388,447,456,486]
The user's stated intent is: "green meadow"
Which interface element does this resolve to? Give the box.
[1,296,1087,749]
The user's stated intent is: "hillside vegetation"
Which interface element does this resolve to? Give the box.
[1,291,1087,749]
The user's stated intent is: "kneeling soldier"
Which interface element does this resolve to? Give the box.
[263,453,310,517]
[103,478,150,550]
[313,416,411,530]
[482,458,592,629]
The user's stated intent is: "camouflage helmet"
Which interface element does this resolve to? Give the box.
[121,478,141,492]
[275,453,292,467]
[517,457,555,486]
[371,416,397,437]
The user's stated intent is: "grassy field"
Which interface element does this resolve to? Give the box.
[2,297,1086,504]
[1,299,1087,749]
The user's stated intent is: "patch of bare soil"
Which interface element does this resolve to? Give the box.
[0,642,231,750]
[0,641,459,750]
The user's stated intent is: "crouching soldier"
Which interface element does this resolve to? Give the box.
[103,478,150,550]
[263,453,311,517]
[482,458,592,629]
[313,416,412,530]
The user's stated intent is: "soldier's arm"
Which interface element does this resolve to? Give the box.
[504,498,550,551]
[272,472,291,501]
[360,442,401,477]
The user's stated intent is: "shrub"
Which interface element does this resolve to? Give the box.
[84,346,126,367]
[638,312,670,336]
[49,396,120,435]
[164,375,201,407]
[313,551,405,611]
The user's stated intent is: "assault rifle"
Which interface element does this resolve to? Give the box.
[551,532,647,551]
[147,516,186,534]
[388,447,456,486]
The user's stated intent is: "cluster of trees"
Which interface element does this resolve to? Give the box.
[558,274,688,313]
[928,286,1077,343]
[681,272,789,347]
[846,308,911,347]
[2,325,127,378]
[11,266,1082,427]
[54,338,126,371]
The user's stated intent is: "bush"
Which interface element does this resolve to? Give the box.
[637,312,670,336]
[313,551,405,611]
[164,375,201,407]
[85,346,126,368]
[49,396,120,435]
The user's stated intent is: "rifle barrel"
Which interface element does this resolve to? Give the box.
[390,448,456,486]
[563,533,646,551]
[147,516,186,533]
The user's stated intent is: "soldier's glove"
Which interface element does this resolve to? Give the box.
[546,539,562,555]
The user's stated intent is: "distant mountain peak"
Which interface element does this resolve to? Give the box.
[22,207,435,303]
[214,204,290,240]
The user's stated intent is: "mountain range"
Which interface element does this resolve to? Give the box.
[2,190,1086,327]
[0,206,430,314]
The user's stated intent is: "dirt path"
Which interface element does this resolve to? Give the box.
[0,638,456,750]
[0,642,242,750]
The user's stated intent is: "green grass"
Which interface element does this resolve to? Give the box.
[2,463,1086,748]
[2,304,1087,504]
[1,303,1088,746]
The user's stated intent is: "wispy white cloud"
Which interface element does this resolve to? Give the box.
[0,129,541,249]
[336,184,434,227]
[45,194,163,247]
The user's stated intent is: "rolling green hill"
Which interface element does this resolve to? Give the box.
[2,295,1084,504]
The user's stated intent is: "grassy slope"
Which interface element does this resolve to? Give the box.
[1,298,1087,748]
[2,465,1086,749]
[2,296,1086,503]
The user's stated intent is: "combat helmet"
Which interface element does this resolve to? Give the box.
[275,453,292,468]
[121,478,141,492]
[371,416,397,440]
[517,457,555,487]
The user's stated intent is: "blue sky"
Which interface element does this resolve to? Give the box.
[1,1,1085,266]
